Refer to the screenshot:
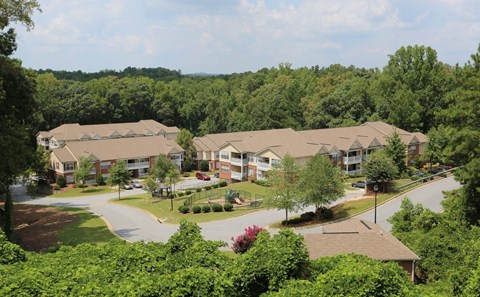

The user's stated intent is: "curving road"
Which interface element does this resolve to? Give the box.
[13,176,461,245]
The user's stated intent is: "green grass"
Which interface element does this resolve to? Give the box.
[58,207,120,246]
[50,185,119,198]
[228,181,271,196]
[112,193,261,224]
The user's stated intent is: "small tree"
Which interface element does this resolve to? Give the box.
[363,150,398,192]
[166,169,180,211]
[384,130,407,175]
[95,173,105,186]
[422,125,449,171]
[30,146,50,178]
[143,176,157,203]
[106,160,131,200]
[56,175,66,188]
[231,225,264,254]
[152,154,175,182]
[299,154,344,217]
[74,156,94,192]
[176,129,196,172]
[199,160,209,172]
[264,154,302,224]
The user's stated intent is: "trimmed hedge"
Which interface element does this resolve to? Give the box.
[177,192,185,197]
[56,175,66,188]
[204,185,212,190]
[211,204,223,212]
[178,206,190,214]
[219,180,227,187]
[185,190,192,195]
[202,205,211,213]
[212,184,219,189]
[196,188,202,193]
[192,205,202,214]
[223,203,234,212]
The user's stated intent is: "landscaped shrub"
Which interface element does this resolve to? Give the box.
[300,211,316,221]
[231,225,264,254]
[253,179,271,187]
[169,193,175,199]
[192,205,202,214]
[56,175,66,188]
[199,160,209,172]
[211,204,223,212]
[219,180,227,187]
[96,173,106,186]
[196,188,202,192]
[202,205,211,213]
[177,192,185,197]
[223,203,234,211]
[52,185,61,191]
[317,207,333,220]
[178,205,190,214]
[182,172,190,177]
[204,185,212,190]
[185,190,192,195]
[212,184,219,189]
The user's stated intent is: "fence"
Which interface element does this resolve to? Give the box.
[183,188,263,209]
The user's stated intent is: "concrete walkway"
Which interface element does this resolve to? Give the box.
[12,177,461,246]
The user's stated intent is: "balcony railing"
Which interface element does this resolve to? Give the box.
[231,157,248,166]
[127,162,150,169]
[257,161,270,169]
[231,171,247,181]
[343,155,362,164]
[344,169,362,175]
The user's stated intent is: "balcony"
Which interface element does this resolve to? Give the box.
[127,162,150,170]
[345,169,362,175]
[231,171,247,181]
[257,161,271,170]
[231,157,248,166]
[343,155,362,165]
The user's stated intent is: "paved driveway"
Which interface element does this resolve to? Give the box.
[14,176,461,245]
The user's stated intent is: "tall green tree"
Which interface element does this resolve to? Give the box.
[0,0,40,239]
[264,154,301,224]
[440,44,480,226]
[74,156,94,192]
[363,150,398,192]
[106,160,131,200]
[422,125,449,170]
[299,154,344,214]
[152,154,175,182]
[176,129,195,171]
[29,146,50,178]
[384,130,407,175]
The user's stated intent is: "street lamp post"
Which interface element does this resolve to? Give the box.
[373,184,379,224]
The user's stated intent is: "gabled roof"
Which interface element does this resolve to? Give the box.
[39,120,179,141]
[62,136,184,161]
[51,147,77,163]
[304,218,420,261]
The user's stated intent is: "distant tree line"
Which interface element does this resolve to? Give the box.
[33,45,457,136]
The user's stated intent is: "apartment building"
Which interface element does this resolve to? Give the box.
[193,121,427,183]
[37,119,180,150]
[40,120,183,183]
[50,136,184,183]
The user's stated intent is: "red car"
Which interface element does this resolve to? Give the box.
[196,172,211,181]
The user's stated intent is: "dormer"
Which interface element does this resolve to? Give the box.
[109,130,121,138]
[80,133,91,141]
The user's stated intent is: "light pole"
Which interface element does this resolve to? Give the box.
[373,184,379,224]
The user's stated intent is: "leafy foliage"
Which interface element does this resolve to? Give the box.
[363,150,398,191]
[231,225,264,254]
[384,130,407,174]
[74,156,94,190]
[106,160,131,200]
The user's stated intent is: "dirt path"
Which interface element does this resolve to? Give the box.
[2,203,78,252]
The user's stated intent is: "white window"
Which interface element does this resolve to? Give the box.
[221,165,229,173]
[100,161,111,169]
[248,168,254,177]
[214,152,220,160]
[271,159,281,166]
[64,163,74,171]
[55,162,59,170]
[139,158,149,163]
[220,151,229,160]
[248,154,255,163]
[409,145,417,152]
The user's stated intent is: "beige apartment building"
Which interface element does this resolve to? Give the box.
[38,120,183,183]
[193,121,427,183]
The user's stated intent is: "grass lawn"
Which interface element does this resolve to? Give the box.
[112,193,261,224]
[228,182,271,196]
[50,185,120,198]
[58,207,120,246]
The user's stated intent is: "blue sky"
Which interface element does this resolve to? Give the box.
[12,0,480,74]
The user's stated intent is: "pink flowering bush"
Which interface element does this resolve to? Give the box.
[231,225,264,254]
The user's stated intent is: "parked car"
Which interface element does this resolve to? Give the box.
[351,180,374,188]
[132,182,143,188]
[196,172,211,181]
[123,184,133,190]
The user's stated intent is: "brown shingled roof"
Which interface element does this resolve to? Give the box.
[63,136,184,161]
[304,218,420,261]
[51,147,76,163]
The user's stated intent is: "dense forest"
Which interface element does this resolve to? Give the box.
[33,45,453,136]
